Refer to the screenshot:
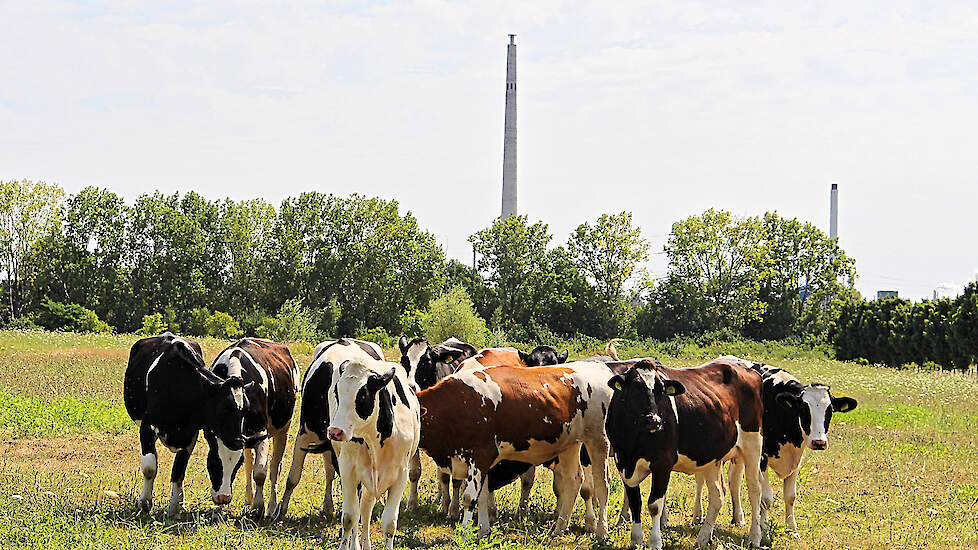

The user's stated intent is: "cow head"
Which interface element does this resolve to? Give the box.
[327,360,395,442]
[775,384,857,451]
[518,345,569,366]
[398,336,468,391]
[607,361,685,434]
[200,373,255,505]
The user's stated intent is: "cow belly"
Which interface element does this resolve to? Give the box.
[494,415,587,466]
[673,453,721,475]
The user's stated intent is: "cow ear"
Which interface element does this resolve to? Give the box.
[433,346,465,364]
[367,367,396,393]
[775,392,797,409]
[172,339,204,368]
[832,396,857,413]
[398,335,410,354]
[518,350,532,365]
[663,380,685,396]
[557,350,569,364]
[607,374,626,392]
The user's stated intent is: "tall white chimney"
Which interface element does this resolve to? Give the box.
[829,183,838,240]
[501,34,518,218]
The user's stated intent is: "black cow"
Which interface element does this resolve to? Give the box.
[209,338,299,518]
[123,332,253,517]
[518,345,569,366]
[606,358,766,549]
[397,336,477,391]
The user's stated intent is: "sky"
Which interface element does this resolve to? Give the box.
[3,0,978,300]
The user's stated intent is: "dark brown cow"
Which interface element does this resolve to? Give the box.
[418,362,614,539]
[606,358,765,549]
[210,337,299,517]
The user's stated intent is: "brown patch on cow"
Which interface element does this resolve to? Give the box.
[217,338,299,431]
[473,348,524,368]
[418,366,586,473]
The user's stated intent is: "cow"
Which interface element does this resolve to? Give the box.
[209,337,299,517]
[326,358,421,550]
[417,361,614,539]
[123,332,252,517]
[518,344,569,366]
[275,338,383,520]
[695,359,857,537]
[605,358,765,549]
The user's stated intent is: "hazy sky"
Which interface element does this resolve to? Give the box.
[3,1,977,300]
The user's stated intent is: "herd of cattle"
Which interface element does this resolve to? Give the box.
[123,333,857,550]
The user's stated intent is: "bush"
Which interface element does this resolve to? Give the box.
[399,308,425,338]
[239,310,267,336]
[422,286,489,347]
[183,308,211,336]
[36,299,113,334]
[4,316,40,331]
[204,311,242,339]
[357,326,395,349]
[273,298,319,342]
[136,313,167,336]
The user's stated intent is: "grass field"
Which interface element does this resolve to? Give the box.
[0,330,976,549]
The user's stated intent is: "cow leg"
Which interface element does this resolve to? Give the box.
[488,489,498,522]
[728,458,746,526]
[550,445,583,535]
[264,426,288,518]
[759,461,774,526]
[406,450,421,511]
[741,432,765,548]
[449,459,466,521]
[137,423,157,513]
[339,461,362,550]
[359,489,376,550]
[460,462,489,539]
[646,465,671,550]
[382,468,410,550]
[438,469,451,517]
[167,438,195,519]
[323,451,337,518]
[518,466,535,516]
[784,470,800,536]
[580,463,595,532]
[692,472,704,523]
[584,437,611,539]
[624,484,643,547]
[249,438,270,517]
[274,430,312,520]
[659,498,668,530]
[694,464,722,547]
[243,447,255,506]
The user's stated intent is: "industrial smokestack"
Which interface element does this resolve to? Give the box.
[829,183,838,240]
[501,34,517,218]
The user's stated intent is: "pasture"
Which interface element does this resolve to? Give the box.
[0,330,975,549]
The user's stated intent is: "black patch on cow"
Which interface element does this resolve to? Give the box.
[392,376,411,404]
[353,340,383,360]
[377,388,394,446]
[354,385,374,419]
[488,460,534,491]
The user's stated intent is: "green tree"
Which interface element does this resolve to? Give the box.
[422,286,489,347]
[0,181,65,321]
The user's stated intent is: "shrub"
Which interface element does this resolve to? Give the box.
[272,298,319,342]
[4,316,40,331]
[358,326,395,349]
[137,313,167,336]
[239,310,267,336]
[183,308,211,336]
[204,311,242,339]
[422,286,489,347]
[36,299,113,334]
[399,308,425,338]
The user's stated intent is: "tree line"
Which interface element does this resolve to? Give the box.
[13,179,970,371]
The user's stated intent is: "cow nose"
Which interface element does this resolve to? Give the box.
[810,439,827,450]
[213,493,232,505]
[328,427,346,441]
[647,415,662,432]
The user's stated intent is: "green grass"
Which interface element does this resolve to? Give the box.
[0,330,977,548]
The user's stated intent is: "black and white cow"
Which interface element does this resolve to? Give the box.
[518,345,569,367]
[327,358,421,550]
[606,358,766,549]
[699,358,857,536]
[123,332,252,517]
[209,337,299,517]
[275,338,383,520]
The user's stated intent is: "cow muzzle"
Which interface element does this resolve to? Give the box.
[646,414,663,433]
[327,426,347,442]
[212,493,232,505]
[809,439,828,450]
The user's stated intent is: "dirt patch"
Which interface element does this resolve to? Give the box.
[0,434,134,473]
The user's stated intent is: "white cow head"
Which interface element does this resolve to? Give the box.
[776,384,857,450]
[327,360,395,442]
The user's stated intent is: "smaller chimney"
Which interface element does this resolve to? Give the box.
[829,184,838,240]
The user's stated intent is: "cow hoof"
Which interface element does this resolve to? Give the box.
[270,502,285,521]
[209,509,225,524]
[165,504,183,519]
[692,515,704,524]
[136,498,153,513]
[694,533,713,548]
[731,518,746,527]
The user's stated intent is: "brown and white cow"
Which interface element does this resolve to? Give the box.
[606,358,765,549]
[417,361,614,539]
[209,337,299,517]
[693,357,857,537]
[275,338,384,520]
